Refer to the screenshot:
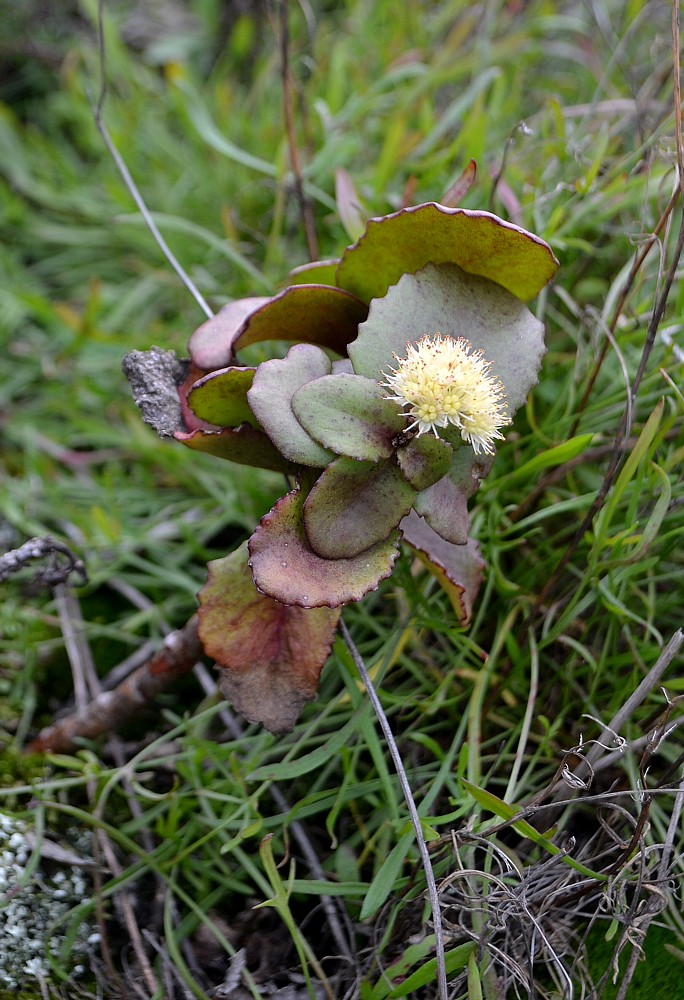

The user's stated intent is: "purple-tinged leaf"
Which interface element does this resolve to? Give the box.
[248,487,400,608]
[401,511,485,625]
[396,434,453,491]
[189,297,269,371]
[198,543,340,733]
[292,373,406,462]
[187,367,258,428]
[336,203,558,304]
[413,448,492,545]
[349,263,546,417]
[175,424,297,473]
[248,344,336,467]
[233,284,368,356]
[303,456,416,560]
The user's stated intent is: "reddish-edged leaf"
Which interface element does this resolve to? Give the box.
[233,284,368,356]
[248,486,401,607]
[349,263,547,417]
[189,297,269,371]
[303,456,416,560]
[292,373,406,462]
[400,511,485,625]
[337,203,558,304]
[187,367,258,428]
[174,425,297,473]
[248,344,336,467]
[413,448,492,545]
[198,543,340,733]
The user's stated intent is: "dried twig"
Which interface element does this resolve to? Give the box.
[340,619,448,1000]
[0,536,87,588]
[279,0,318,261]
[26,617,203,754]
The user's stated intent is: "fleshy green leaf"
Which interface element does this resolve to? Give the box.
[395,433,453,491]
[413,448,492,545]
[349,263,547,417]
[248,344,336,467]
[188,297,269,371]
[292,373,406,462]
[336,203,558,303]
[174,424,297,473]
[198,543,340,733]
[303,456,416,560]
[286,259,339,286]
[186,366,258,428]
[401,511,484,625]
[248,486,401,607]
[233,283,368,356]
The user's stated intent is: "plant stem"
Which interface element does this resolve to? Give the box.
[340,619,448,1000]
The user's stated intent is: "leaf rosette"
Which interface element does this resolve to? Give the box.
[124,201,558,731]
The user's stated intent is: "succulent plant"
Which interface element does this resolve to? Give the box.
[124,202,558,732]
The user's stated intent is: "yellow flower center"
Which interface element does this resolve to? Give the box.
[380,334,511,455]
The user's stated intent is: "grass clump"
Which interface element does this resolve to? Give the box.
[1,0,684,997]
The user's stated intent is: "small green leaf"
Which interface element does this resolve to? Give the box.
[303,456,416,559]
[292,373,406,461]
[360,832,413,920]
[247,344,336,467]
[377,942,475,998]
[186,366,258,428]
[396,434,453,491]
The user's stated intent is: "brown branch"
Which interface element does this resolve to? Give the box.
[279,0,318,261]
[26,617,203,754]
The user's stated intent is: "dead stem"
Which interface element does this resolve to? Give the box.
[340,618,449,1000]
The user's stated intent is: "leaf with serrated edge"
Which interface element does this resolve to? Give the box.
[189,297,269,371]
[400,511,485,625]
[292,373,406,462]
[248,486,401,607]
[337,203,558,303]
[198,543,340,733]
[248,344,336,467]
[233,284,368,356]
[187,367,258,428]
[349,263,546,417]
[304,456,416,560]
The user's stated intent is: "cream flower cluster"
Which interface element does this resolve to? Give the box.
[380,334,511,454]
